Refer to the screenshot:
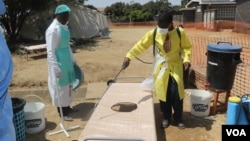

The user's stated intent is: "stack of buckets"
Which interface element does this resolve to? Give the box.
[226,95,250,125]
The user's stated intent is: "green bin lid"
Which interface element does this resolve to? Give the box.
[207,42,242,53]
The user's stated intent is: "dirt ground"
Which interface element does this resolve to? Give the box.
[8,26,229,141]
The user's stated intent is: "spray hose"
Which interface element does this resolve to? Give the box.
[135,57,153,64]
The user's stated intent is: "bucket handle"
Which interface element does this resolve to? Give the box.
[24,94,44,103]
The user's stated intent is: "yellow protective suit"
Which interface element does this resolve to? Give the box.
[126,27,192,102]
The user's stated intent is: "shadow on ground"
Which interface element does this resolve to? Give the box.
[71,102,96,121]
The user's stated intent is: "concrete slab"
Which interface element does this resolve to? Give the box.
[78,83,157,141]
[84,82,108,100]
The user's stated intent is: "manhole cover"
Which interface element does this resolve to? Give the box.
[111,102,137,112]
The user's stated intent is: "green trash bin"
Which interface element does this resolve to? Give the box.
[12,97,26,141]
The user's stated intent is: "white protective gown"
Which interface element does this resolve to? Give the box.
[45,19,75,107]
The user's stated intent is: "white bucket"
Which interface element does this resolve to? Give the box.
[24,95,45,134]
[189,89,212,117]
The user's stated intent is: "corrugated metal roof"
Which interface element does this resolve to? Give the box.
[186,0,236,7]
[200,1,236,5]
[179,7,196,11]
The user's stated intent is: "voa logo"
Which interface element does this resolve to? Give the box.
[226,129,246,136]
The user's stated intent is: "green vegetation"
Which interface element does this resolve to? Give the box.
[0,0,51,44]
[104,1,182,23]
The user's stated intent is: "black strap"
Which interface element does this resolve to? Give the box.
[153,27,157,56]
[176,26,181,40]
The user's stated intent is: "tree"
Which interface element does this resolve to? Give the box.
[142,1,157,18]
[181,0,190,7]
[129,10,149,22]
[85,5,98,11]
[104,1,177,23]
[0,0,51,43]
[104,2,126,22]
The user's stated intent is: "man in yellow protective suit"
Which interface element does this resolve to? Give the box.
[46,4,77,121]
[122,10,192,129]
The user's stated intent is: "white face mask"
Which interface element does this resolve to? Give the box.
[157,26,168,34]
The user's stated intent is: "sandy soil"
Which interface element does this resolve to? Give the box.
[9,26,227,141]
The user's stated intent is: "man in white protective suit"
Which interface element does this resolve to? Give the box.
[0,0,16,140]
[45,4,78,121]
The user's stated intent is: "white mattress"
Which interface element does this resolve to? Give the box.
[78,83,157,141]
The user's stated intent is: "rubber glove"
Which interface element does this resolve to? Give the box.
[183,62,191,71]
[55,68,62,78]
[122,57,130,69]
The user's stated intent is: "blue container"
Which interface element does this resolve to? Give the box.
[226,96,241,124]
[237,95,250,125]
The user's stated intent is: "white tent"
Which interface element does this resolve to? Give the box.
[21,2,109,40]
[94,10,110,37]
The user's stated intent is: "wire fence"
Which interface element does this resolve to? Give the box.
[189,33,250,96]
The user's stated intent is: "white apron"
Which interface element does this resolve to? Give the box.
[46,19,75,107]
